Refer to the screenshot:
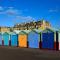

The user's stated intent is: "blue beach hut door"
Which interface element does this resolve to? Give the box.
[28,32,39,48]
[48,32,54,49]
[42,33,48,48]
[11,35,18,46]
[42,32,54,49]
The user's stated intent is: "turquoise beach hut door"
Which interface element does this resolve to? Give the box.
[3,32,9,46]
[0,33,2,45]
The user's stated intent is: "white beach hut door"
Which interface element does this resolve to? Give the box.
[59,33,60,50]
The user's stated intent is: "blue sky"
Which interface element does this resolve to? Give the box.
[0,0,60,29]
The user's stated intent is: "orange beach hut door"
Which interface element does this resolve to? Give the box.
[18,31,27,47]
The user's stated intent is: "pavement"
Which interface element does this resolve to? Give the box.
[0,46,60,60]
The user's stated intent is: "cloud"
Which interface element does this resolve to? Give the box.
[15,16,35,22]
[0,6,29,16]
[49,9,58,13]
[6,9,19,15]
[8,7,14,9]
[0,6,4,11]
[0,6,22,15]
[0,6,35,23]
[0,6,4,14]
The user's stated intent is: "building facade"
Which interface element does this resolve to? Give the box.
[0,27,10,32]
[13,20,51,30]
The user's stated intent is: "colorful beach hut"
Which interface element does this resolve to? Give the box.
[41,28,56,50]
[10,32,18,46]
[28,29,41,48]
[3,32,10,46]
[0,32,2,45]
[18,31,28,48]
[56,30,60,50]
[52,29,60,50]
[58,31,60,50]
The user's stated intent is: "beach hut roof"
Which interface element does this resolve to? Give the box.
[13,30,22,34]
[0,32,2,34]
[3,32,9,35]
[19,31,28,35]
[23,30,31,34]
[41,28,55,33]
[32,29,42,34]
[58,29,60,33]
[9,32,17,35]
[28,29,42,34]
[50,27,59,31]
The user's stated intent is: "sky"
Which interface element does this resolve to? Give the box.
[0,0,60,29]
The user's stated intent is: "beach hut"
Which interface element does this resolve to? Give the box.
[3,32,10,46]
[56,30,60,50]
[53,30,60,50]
[18,30,29,48]
[28,29,41,48]
[0,32,2,45]
[41,28,56,50]
[55,31,59,50]
[58,31,60,50]
[10,32,18,46]
[23,30,31,48]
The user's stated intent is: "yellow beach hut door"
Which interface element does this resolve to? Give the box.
[18,35,27,47]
